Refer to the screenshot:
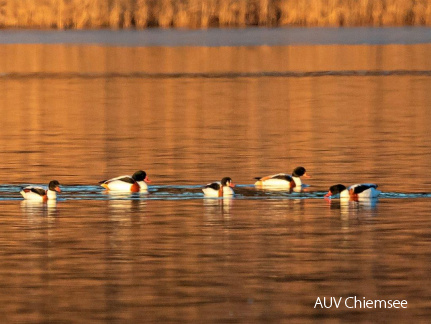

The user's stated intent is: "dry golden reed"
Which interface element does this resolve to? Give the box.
[0,0,430,29]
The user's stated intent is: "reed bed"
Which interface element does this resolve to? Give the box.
[0,0,430,29]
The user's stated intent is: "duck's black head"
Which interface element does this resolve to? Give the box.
[292,166,307,177]
[48,180,61,192]
[132,170,147,182]
[221,177,233,187]
[328,184,347,195]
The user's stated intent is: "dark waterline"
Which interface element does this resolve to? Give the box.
[2,70,431,80]
[1,27,431,46]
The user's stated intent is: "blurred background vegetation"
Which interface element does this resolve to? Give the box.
[0,0,430,29]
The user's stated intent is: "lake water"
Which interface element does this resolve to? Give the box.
[0,28,431,323]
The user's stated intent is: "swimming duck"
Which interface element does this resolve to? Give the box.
[100,170,151,192]
[324,184,381,200]
[202,177,235,197]
[254,166,310,189]
[20,180,61,201]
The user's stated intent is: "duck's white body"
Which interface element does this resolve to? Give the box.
[254,167,309,191]
[254,174,301,189]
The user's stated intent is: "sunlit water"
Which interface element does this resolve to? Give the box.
[0,29,430,322]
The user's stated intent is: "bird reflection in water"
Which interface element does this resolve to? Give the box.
[263,199,306,220]
[106,192,147,224]
[203,197,233,219]
[20,199,58,218]
[328,197,379,220]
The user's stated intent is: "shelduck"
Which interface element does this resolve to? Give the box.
[100,170,151,192]
[254,166,310,190]
[324,184,381,200]
[20,180,61,201]
[202,177,235,197]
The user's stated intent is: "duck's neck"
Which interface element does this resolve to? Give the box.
[47,189,57,200]
[340,189,350,199]
[137,181,148,191]
[292,176,302,187]
[218,185,223,197]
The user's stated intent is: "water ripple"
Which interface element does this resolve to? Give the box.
[1,184,431,201]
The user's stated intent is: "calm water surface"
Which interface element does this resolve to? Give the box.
[0,29,430,322]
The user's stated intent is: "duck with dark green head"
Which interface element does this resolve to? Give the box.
[99,170,151,192]
[202,177,235,197]
[254,166,310,190]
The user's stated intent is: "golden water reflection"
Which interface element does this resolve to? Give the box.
[0,43,431,322]
[1,44,431,193]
